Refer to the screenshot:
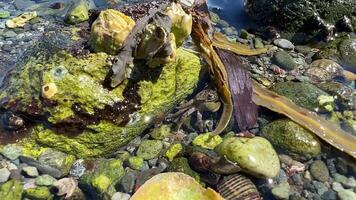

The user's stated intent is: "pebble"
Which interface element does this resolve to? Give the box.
[69,159,86,178]
[274,38,294,50]
[313,181,328,195]
[112,192,131,200]
[10,169,23,181]
[35,174,57,186]
[1,144,22,160]
[321,190,338,200]
[275,169,288,184]
[292,173,304,186]
[118,172,136,194]
[272,50,297,70]
[272,182,290,199]
[326,159,337,175]
[147,158,158,167]
[0,167,10,183]
[343,177,356,189]
[136,140,163,160]
[19,156,62,178]
[310,160,330,182]
[22,166,39,177]
[337,189,356,200]
[332,182,344,192]
[333,173,347,183]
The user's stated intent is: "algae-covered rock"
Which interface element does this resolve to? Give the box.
[128,156,144,170]
[38,149,75,177]
[130,172,224,200]
[149,124,172,140]
[270,82,330,111]
[0,30,201,158]
[165,143,183,162]
[79,159,124,199]
[272,51,297,70]
[192,133,223,150]
[0,180,23,200]
[136,140,163,160]
[216,136,280,178]
[90,9,135,55]
[168,157,201,183]
[6,11,37,28]
[65,0,89,24]
[262,119,321,160]
[24,186,52,200]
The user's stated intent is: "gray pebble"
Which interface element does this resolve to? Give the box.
[118,172,136,194]
[313,181,328,196]
[22,166,39,177]
[274,38,294,50]
[0,167,10,183]
[112,192,131,200]
[321,190,338,200]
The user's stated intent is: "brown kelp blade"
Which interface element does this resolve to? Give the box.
[216,48,258,131]
[191,0,233,135]
[213,32,268,56]
[252,81,356,160]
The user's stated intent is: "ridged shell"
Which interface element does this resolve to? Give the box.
[217,174,262,200]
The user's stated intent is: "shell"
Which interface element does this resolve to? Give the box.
[217,174,262,200]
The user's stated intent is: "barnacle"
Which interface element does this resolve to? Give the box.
[42,83,58,99]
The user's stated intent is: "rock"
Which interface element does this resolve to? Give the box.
[333,173,348,184]
[149,125,172,140]
[90,9,135,55]
[112,192,131,200]
[272,51,297,70]
[270,82,330,111]
[321,190,338,200]
[192,133,222,150]
[22,166,39,177]
[1,144,22,160]
[274,39,294,50]
[38,149,75,177]
[0,179,23,200]
[0,168,11,183]
[168,157,201,183]
[262,119,321,160]
[65,0,89,24]
[337,189,356,200]
[339,38,356,72]
[136,140,163,160]
[35,175,57,186]
[343,177,356,189]
[310,160,330,182]
[240,29,253,40]
[165,143,183,162]
[19,156,63,178]
[274,169,288,184]
[306,59,344,83]
[128,156,144,170]
[332,182,344,192]
[24,186,51,200]
[6,11,37,28]
[254,37,264,49]
[53,177,82,199]
[0,11,10,19]
[69,159,86,178]
[216,136,280,178]
[118,172,136,194]
[295,45,312,55]
[313,181,328,195]
[271,182,290,200]
[10,169,23,181]
[79,159,124,199]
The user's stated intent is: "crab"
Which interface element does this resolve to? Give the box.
[167,89,222,132]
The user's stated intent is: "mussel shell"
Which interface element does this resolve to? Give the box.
[217,174,261,200]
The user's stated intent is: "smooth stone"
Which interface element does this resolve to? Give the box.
[272,50,297,70]
[337,189,356,200]
[38,149,75,177]
[262,119,321,160]
[111,192,131,200]
[19,156,63,178]
[274,169,288,184]
[0,11,10,19]
[35,175,57,186]
[333,173,347,184]
[216,136,280,178]
[339,38,356,72]
[0,168,11,183]
[22,166,39,177]
[254,37,264,49]
[274,38,294,50]
[295,45,312,55]
[321,190,338,200]
[0,179,23,200]
[1,144,22,160]
[271,182,290,200]
[310,160,330,182]
[167,157,201,183]
[10,169,23,181]
[136,140,163,160]
[24,186,52,200]
[332,182,344,192]
[343,177,356,189]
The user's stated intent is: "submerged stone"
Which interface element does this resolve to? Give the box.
[65,0,89,24]
[262,119,321,160]
[339,38,356,72]
[23,186,52,200]
[272,51,297,70]
[216,136,280,178]
[0,180,23,200]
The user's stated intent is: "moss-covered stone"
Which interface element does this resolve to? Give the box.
[1,28,201,158]
[270,82,330,111]
[149,125,172,140]
[167,157,201,184]
[262,119,321,160]
[24,187,52,200]
[79,159,124,199]
[38,149,76,177]
[0,180,23,200]
[165,143,183,162]
[272,51,297,70]
[128,156,144,170]
[216,136,280,178]
[65,0,89,24]
[192,133,222,150]
[136,140,163,160]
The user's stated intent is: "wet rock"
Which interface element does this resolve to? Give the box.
[332,182,344,192]
[136,140,163,160]
[216,136,280,178]
[339,38,356,72]
[274,169,288,184]
[23,186,52,200]
[333,173,348,184]
[272,51,297,70]
[1,144,22,160]
[274,39,294,50]
[118,172,136,194]
[6,11,37,28]
[10,169,23,181]
[20,156,63,178]
[69,159,86,178]
[79,159,124,198]
[90,9,135,55]
[165,143,183,162]
[0,11,10,19]
[0,168,11,183]
[0,179,23,200]
[270,82,329,111]
[321,190,338,200]
[128,156,144,170]
[112,192,131,200]
[262,119,321,160]
[38,149,75,177]
[271,182,290,200]
[337,189,356,200]
[313,181,328,195]
[65,0,89,25]
[343,177,356,189]
[22,166,39,177]
[295,45,312,55]
[168,157,201,183]
[149,125,172,140]
[35,175,57,186]
[192,133,222,150]
[310,160,330,182]
[254,37,264,49]
[306,59,344,83]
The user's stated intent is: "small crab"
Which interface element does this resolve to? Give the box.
[167,89,221,132]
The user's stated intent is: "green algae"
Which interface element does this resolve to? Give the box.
[24,187,52,200]
[0,180,23,200]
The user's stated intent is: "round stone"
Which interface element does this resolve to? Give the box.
[310,160,330,182]
[136,140,163,160]
[0,168,11,183]
[271,182,290,200]
[272,51,297,70]
[274,38,294,50]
